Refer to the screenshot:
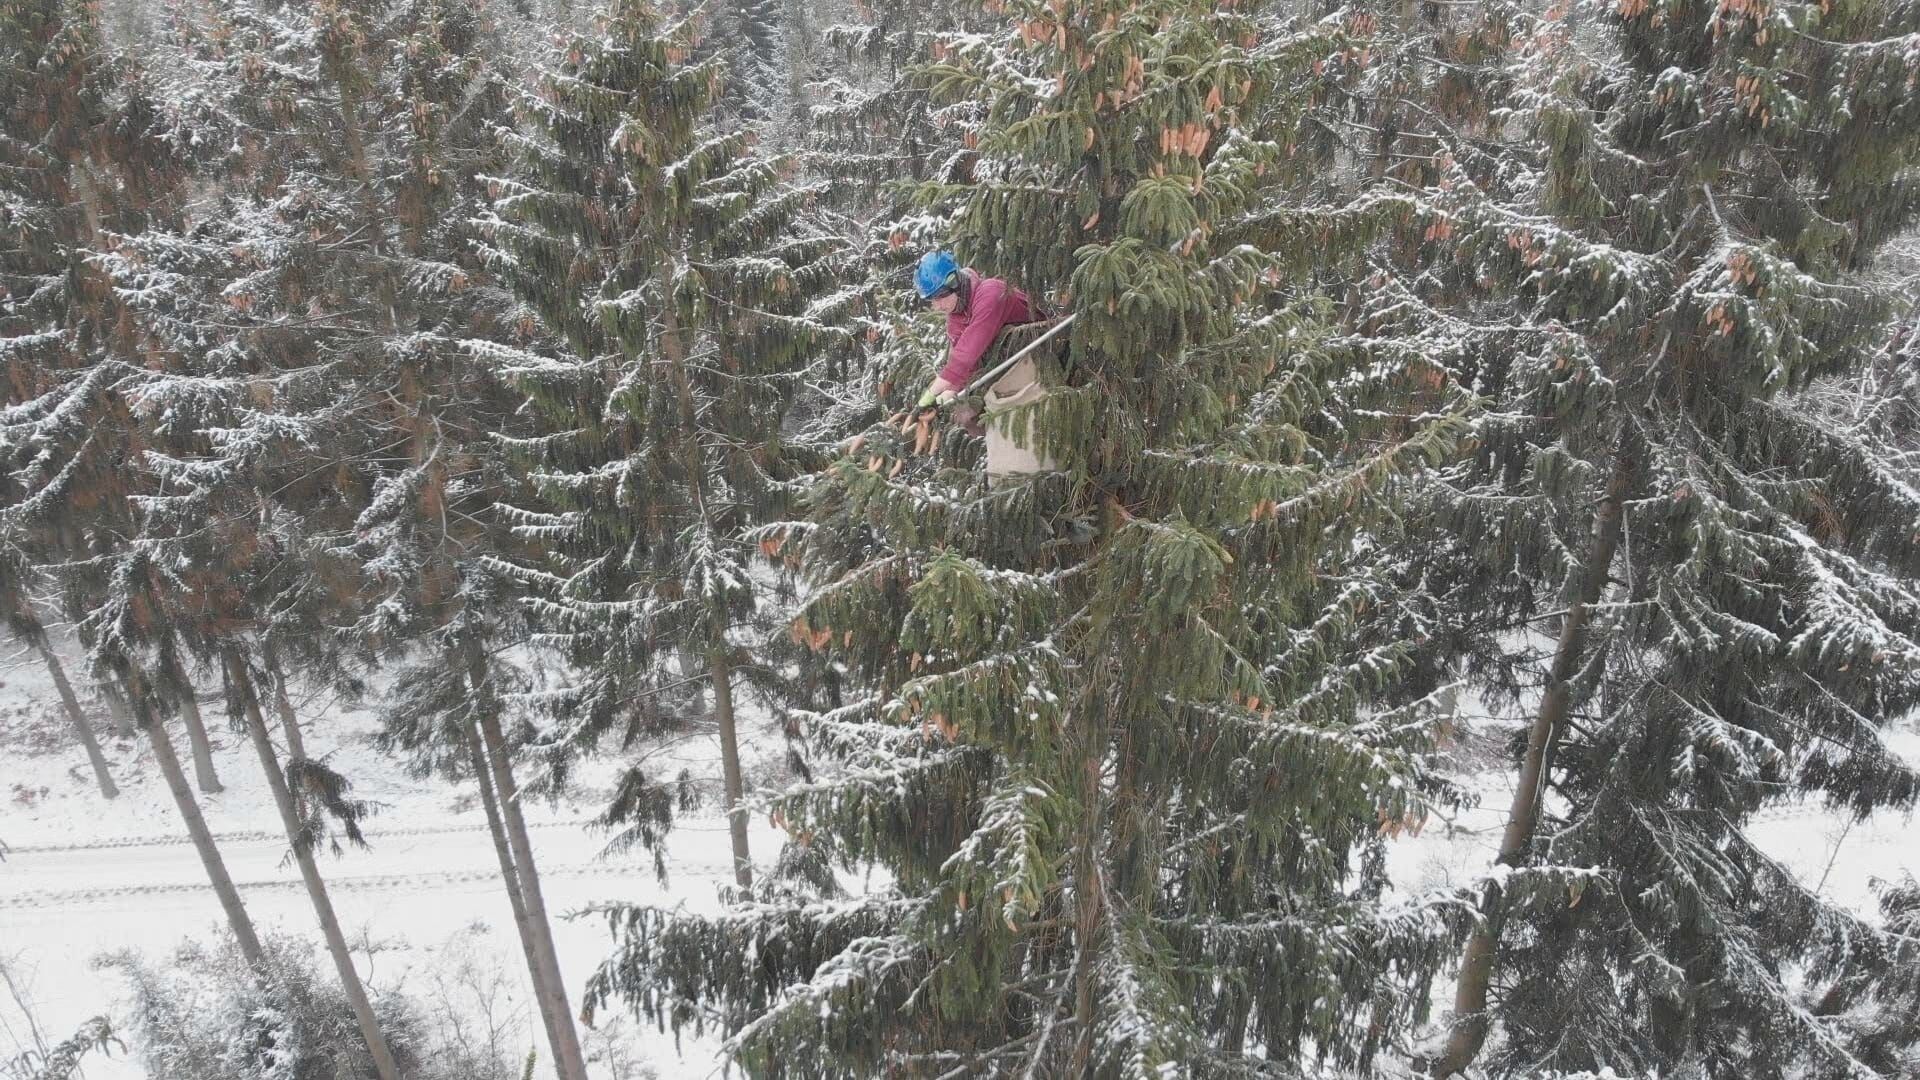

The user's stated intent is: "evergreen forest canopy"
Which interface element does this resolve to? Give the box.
[4,0,1920,1076]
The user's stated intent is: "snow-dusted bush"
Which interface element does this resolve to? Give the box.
[412,923,540,1080]
[1,952,120,1080]
[1,1018,116,1080]
[98,934,451,1080]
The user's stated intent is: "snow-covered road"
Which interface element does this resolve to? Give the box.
[1,803,755,1079]
[1,818,632,907]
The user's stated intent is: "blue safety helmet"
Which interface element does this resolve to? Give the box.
[914,250,959,300]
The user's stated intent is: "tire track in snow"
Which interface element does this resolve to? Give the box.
[3,817,594,855]
[0,858,666,910]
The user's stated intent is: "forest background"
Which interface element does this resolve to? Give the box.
[3,0,1920,1077]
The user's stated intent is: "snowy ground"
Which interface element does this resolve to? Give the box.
[3,636,1916,1079]
[0,639,782,1080]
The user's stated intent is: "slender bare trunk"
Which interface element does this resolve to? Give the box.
[465,709,564,1072]
[678,645,706,710]
[1069,727,1104,1075]
[176,684,223,793]
[711,649,753,889]
[783,0,811,118]
[227,651,399,1080]
[261,642,308,761]
[161,647,223,794]
[1431,454,1634,1077]
[101,680,135,737]
[127,668,262,965]
[34,640,116,798]
[465,642,590,1080]
[658,287,752,890]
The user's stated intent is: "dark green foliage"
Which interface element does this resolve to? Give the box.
[92,0,538,742]
[705,0,784,123]
[1805,873,1920,1075]
[475,0,844,835]
[280,757,376,857]
[1347,0,1920,1073]
[594,763,699,881]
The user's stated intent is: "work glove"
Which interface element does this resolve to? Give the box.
[916,385,957,409]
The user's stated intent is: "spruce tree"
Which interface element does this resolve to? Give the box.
[587,0,1475,1073]
[706,0,785,123]
[475,0,843,894]
[780,0,1021,529]
[317,3,609,1074]
[805,0,1000,205]
[1339,0,1920,1074]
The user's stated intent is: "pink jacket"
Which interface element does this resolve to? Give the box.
[940,272,1037,388]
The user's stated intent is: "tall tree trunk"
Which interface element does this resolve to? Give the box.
[33,639,116,798]
[465,642,590,1080]
[1430,453,1634,1077]
[782,0,812,129]
[1217,984,1248,1057]
[227,650,400,1080]
[175,682,223,794]
[710,647,753,889]
[261,641,308,761]
[465,707,566,1074]
[1069,719,1105,1075]
[658,286,753,889]
[161,646,223,794]
[678,644,707,711]
[100,679,135,737]
[126,667,262,966]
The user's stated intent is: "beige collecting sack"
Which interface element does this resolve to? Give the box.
[982,356,1058,480]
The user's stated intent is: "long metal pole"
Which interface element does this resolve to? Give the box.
[966,313,1077,394]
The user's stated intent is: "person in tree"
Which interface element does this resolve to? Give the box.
[911,250,1057,477]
